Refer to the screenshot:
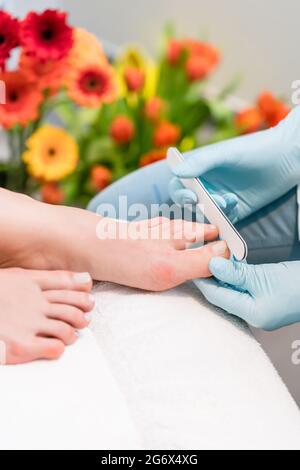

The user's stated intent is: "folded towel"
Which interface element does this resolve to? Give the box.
[91,282,300,450]
[0,329,141,450]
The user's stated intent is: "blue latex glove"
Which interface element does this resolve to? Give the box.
[169,105,300,222]
[169,178,239,223]
[196,258,300,330]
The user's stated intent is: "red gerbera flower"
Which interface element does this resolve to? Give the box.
[66,63,117,108]
[0,11,20,70]
[0,71,43,129]
[20,9,73,61]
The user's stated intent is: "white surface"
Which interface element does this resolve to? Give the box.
[0,329,141,450]
[91,282,300,450]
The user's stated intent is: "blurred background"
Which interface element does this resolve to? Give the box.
[2,0,300,405]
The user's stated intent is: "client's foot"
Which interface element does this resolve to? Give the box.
[0,189,229,292]
[0,268,94,365]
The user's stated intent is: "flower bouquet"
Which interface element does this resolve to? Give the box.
[0,8,290,207]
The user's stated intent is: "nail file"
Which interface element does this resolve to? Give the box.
[167,147,248,261]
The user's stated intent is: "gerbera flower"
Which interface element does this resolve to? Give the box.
[139,149,166,167]
[67,28,107,68]
[19,49,67,93]
[0,71,43,129]
[153,121,181,148]
[110,116,135,144]
[235,107,264,134]
[90,165,112,191]
[0,11,20,69]
[20,9,73,61]
[65,63,117,108]
[23,125,79,182]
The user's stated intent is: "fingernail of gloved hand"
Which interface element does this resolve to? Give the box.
[212,241,227,255]
[73,272,92,284]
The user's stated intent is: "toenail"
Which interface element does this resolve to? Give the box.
[212,240,227,255]
[88,294,95,304]
[73,272,92,284]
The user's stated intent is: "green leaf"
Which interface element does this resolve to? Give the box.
[84,137,115,165]
[217,74,243,100]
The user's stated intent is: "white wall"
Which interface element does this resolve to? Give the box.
[64,0,300,102]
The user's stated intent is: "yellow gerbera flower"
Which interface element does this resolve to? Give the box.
[23,126,79,182]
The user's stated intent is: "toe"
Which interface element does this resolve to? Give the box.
[38,320,78,346]
[47,304,89,329]
[33,338,65,360]
[44,290,95,312]
[25,270,93,292]
[5,338,65,364]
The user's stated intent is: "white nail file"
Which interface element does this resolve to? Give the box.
[167,147,248,261]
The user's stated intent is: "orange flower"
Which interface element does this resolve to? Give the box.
[19,49,67,93]
[268,102,290,127]
[65,63,117,108]
[124,67,145,92]
[110,115,135,144]
[67,28,107,68]
[167,39,183,65]
[184,39,220,68]
[139,149,166,167]
[41,183,65,204]
[257,91,276,121]
[257,91,290,127]
[91,165,112,191]
[235,107,264,134]
[0,71,43,129]
[186,55,211,81]
[153,121,181,147]
[144,97,164,122]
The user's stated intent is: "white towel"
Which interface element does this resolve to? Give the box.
[91,281,300,450]
[0,329,141,450]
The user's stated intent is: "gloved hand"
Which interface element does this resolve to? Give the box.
[195,258,300,330]
[169,105,300,222]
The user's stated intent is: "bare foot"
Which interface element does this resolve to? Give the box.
[0,268,94,365]
[0,189,229,292]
